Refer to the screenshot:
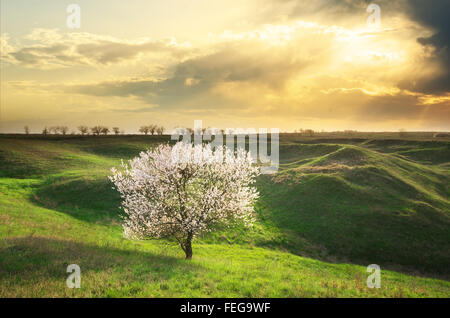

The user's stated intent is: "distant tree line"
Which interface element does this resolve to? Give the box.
[41,126,70,135]
[138,125,165,135]
[293,128,316,137]
[292,129,360,136]
[26,125,165,136]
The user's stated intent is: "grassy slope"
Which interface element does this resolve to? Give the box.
[0,135,449,297]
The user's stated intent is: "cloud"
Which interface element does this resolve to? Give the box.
[2,2,448,132]
[399,0,450,94]
[259,0,449,95]
[0,34,15,63]
[1,29,193,69]
[10,44,73,67]
[248,86,450,128]
[255,0,406,26]
[68,40,309,109]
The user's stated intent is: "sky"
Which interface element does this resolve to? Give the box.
[0,0,449,133]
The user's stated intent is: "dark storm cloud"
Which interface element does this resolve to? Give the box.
[401,0,450,94]
[258,0,404,22]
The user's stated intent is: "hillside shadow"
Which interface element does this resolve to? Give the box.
[76,143,149,159]
[279,144,341,165]
[362,139,447,153]
[0,147,77,179]
[33,176,123,224]
[0,236,199,296]
[67,136,170,159]
[256,170,450,280]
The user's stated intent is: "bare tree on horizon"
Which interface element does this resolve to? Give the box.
[156,126,165,135]
[139,126,150,135]
[59,126,69,136]
[100,126,110,135]
[90,126,102,136]
[78,125,89,135]
[149,124,157,135]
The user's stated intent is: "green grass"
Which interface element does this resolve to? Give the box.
[0,134,449,297]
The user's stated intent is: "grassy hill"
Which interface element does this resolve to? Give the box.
[0,134,449,297]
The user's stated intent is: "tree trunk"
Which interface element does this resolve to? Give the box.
[184,233,193,260]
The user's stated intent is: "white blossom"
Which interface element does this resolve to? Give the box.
[109,142,260,259]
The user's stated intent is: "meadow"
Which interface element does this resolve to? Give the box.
[0,133,449,297]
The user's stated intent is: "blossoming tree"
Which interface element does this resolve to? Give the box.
[110,142,260,259]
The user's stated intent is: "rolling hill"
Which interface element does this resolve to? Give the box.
[0,134,449,297]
